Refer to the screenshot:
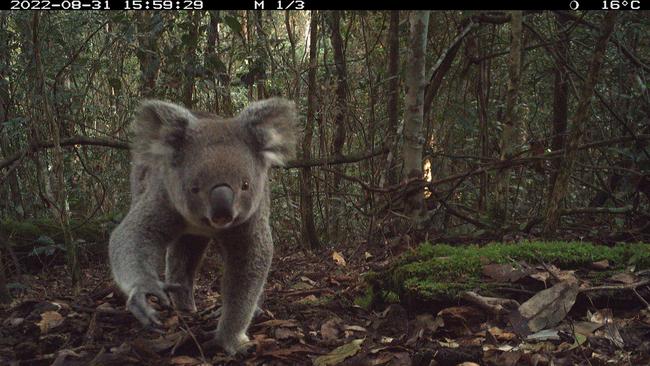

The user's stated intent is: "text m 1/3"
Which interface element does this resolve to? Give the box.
[253,0,305,9]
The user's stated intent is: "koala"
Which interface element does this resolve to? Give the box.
[109,98,297,355]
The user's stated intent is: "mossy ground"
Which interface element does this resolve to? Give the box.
[362,241,650,309]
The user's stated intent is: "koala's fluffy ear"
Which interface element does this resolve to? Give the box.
[240,98,297,167]
[131,100,197,162]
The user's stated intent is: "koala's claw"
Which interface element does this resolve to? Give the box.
[126,282,172,328]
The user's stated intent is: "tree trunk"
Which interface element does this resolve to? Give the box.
[544,12,618,235]
[549,13,569,188]
[136,12,163,98]
[299,11,320,249]
[380,11,400,188]
[0,14,24,218]
[327,11,348,242]
[475,31,492,211]
[0,246,10,304]
[402,11,430,214]
[205,11,221,113]
[182,11,202,108]
[493,11,523,224]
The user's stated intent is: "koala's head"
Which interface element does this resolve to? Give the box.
[131,98,297,230]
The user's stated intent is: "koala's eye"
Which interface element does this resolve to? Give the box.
[190,186,200,194]
[241,180,250,191]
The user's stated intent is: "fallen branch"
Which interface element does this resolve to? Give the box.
[462,291,520,315]
[580,279,650,293]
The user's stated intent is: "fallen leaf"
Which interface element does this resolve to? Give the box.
[589,308,613,324]
[525,329,560,342]
[488,326,517,341]
[609,272,636,284]
[364,252,373,260]
[568,333,587,350]
[591,260,609,270]
[296,294,318,304]
[313,338,364,366]
[496,351,522,366]
[509,280,579,335]
[482,263,528,282]
[343,325,367,333]
[571,321,603,336]
[389,352,411,366]
[437,338,459,348]
[37,311,64,334]
[414,313,444,333]
[332,251,346,266]
[300,276,317,286]
[257,319,300,328]
[367,352,393,366]
[275,327,299,340]
[170,355,201,365]
[530,265,577,285]
[291,281,315,290]
[321,317,343,342]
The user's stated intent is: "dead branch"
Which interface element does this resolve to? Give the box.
[580,279,650,293]
[461,291,520,315]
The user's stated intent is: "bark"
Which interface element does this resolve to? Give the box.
[401,11,430,214]
[136,12,163,98]
[327,11,348,241]
[0,14,24,218]
[422,21,475,125]
[299,11,319,249]
[182,11,202,108]
[549,13,569,188]
[493,11,523,224]
[380,11,400,188]
[543,12,618,235]
[475,32,492,211]
[0,239,10,304]
[205,11,221,113]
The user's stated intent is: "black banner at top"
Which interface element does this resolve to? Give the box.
[2,0,644,11]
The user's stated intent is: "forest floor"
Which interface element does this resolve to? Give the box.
[1,240,650,366]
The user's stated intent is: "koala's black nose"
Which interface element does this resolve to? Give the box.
[209,184,234,225]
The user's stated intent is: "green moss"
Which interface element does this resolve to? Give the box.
[366,241,650,308]
[354,287,375,310]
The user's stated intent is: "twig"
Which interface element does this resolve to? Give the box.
[580,279,650,293]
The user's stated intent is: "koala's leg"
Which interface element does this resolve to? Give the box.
[209,228,273,355]
[109,199,183,328]
[165,235,210,312]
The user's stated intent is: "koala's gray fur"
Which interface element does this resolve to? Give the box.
[109,98,297,355]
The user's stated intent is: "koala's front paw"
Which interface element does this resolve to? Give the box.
[126,281,174,328]
[204,331,254,356]
[167,285,197,313]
